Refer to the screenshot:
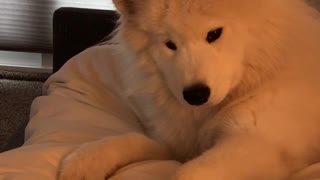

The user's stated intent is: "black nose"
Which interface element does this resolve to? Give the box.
[183,83,210,106]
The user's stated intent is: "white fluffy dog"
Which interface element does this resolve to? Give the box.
[58,0,320,179]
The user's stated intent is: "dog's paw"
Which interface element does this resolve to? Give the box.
[58,133,173,180]
[58,145,111,180]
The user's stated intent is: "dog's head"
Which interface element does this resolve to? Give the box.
[113,0,289,107]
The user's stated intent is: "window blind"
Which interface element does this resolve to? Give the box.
[0,0,115,53]
[0,0,318,53]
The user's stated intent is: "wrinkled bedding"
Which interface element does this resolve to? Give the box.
[0,45,319,180]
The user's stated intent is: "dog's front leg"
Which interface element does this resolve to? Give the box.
[58,133,172,180]
[173,135,294,180]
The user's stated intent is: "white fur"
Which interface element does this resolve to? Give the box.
[59,0,320,179]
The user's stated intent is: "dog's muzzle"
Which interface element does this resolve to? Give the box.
[183,83,210,106]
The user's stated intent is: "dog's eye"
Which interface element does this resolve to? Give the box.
[165,40,177,50]
[206,28,223,43]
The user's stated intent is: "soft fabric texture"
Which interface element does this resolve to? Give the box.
[0,46,180,180]
[0,45,319,179]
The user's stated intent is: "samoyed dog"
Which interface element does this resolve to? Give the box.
[59,0,320,179]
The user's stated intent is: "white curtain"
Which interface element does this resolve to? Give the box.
[0,0,115,53]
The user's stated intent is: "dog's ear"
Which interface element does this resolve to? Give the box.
[113,0,142,16]
[113,0,165,31]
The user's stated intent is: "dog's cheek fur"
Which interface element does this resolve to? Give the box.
[146,43,185,103]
